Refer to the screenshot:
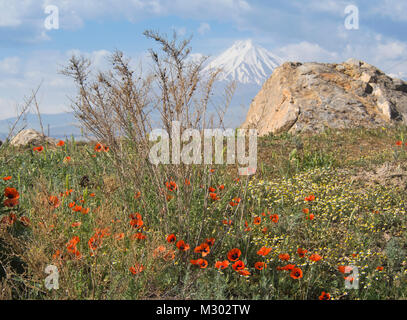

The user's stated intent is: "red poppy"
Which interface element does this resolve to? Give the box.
[218,184,225,190]
[257,246,272,256]
[244,220,251,232]
[132,232,146,240]
[153,246,167,258]
[338,265,346,273]
[309,253,322,262]
[130,213,142,220]
[376,266,384,271]
[270,214,279,223]
[4,197,19,207]
[254,262,267,270]
[129,263,144,275]
[1,213,17,226]
[396,140,403,146]
[238,269,251,276]
[253,216,261,225]
[176,240,190,251]
[4,187,19,207]
[194,243,210,257]
[279,253,290,261]
[4,187,19,200]
[95,143,107,152]
[209,192,220,201]
[66,236,80,254]
[163,250,175,261]
[49,196,60,209]
[319,291,331,300]
[33,146,44,152]
[290,267,303,279]
[215,260,230,270]
[205,238,215,246]
[165,181,178,192]
[88,236,101,251]
[297,248,308,258]
[306,214,315,220]
[302,208,309,214]
[229,197,241,207]
[57,140,65,147]
[2,176,11,181]
[208,187,216,193]
[52,250,62,261]
[305,195,315,202]
[185,179,191,186]
[280,264,296,271]
[196,258,208,269]
[129,213,143,228]
[167,234,176,243]
[19,216,30,227]
[227,248,241,261]
[232,260,245,271]
[72,204,82,212]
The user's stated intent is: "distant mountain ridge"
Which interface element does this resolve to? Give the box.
[0,112,83,140]
[0,40,283,137]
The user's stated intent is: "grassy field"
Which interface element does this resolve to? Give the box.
[1,125,407,300]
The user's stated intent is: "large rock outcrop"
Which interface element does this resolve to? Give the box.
[242,59,407,136]
[10,129,57,147]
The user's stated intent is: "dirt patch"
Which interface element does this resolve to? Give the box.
[346,162,407,189]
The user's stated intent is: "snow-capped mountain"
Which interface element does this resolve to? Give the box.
[203,39,284,85]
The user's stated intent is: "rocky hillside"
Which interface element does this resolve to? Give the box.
[242,58,407,136]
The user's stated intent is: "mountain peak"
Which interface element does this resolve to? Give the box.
[203,39,284,85]
[233,39,254,49]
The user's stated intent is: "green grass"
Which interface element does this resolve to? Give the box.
[1,125,407,300]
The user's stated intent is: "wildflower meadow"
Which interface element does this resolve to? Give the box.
[1,124,407,300]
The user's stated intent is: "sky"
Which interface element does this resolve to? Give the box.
[1,0,407,120]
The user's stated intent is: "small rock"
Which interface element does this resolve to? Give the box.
[10,129,58,147]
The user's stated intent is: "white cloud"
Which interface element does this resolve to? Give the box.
[0,0,26,27]
[369,0,407,22]
[198,22,210,35]
[0,0,252,44]
[294,0,349,15]
[0,57,20,75]
[172,26,187,37]
[0,49,118,120]
[274,36,407,81]
[276,41,340,62]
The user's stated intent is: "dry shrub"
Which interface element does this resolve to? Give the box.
[61,30,236,240]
